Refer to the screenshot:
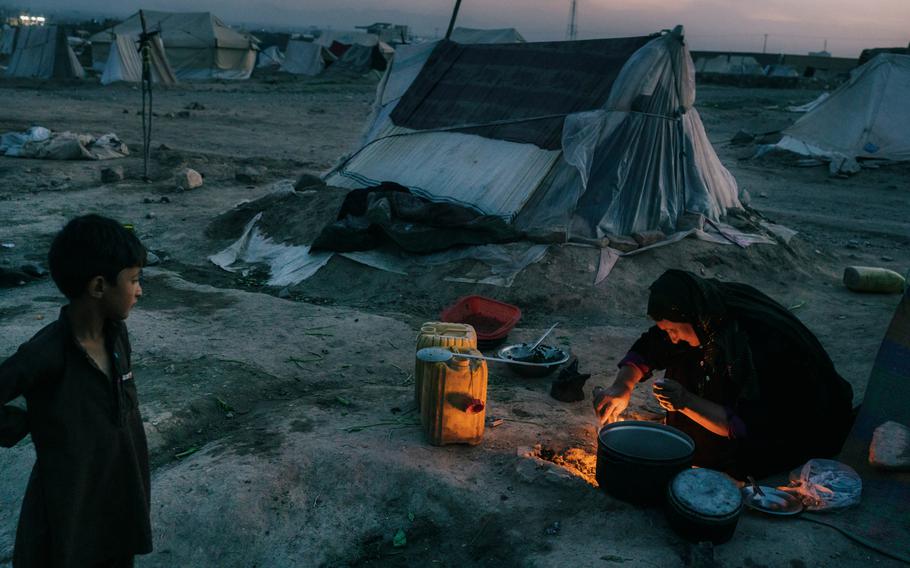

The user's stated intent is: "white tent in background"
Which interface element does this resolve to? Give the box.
[256,45,284,69]
[101,34,177,85]
[314,30,378,51]
[765,64,799,78]
[775,54,910,164]
[4,26,84,79]
[695,55,763,75]
[280,40,323,75]
[449,27,525,44]
[90,11,258,80]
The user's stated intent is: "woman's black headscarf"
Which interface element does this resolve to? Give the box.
[647,269,837,401]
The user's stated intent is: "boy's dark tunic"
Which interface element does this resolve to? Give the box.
[0,308,152,567]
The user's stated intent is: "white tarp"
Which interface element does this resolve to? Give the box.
[775,54,910,163]
[280,41,324,76]
[695,55,763,75]
[101,34,177,85]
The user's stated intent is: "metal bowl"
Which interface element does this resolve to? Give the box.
[497,343,570,377]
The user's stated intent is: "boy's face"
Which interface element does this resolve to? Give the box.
[103,267,143,320]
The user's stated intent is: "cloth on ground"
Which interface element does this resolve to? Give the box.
[796,286,910,563]
[311,182,518,253]
[0,126,128,160]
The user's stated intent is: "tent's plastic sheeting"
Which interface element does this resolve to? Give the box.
[0,126,50,156]
[449,27,525,44]
[562,30,740,237]
[280,41,323,76]
[778,55,910,163]
[513,159,583,240]
[357,41,439,146]
[343,243,550,288]
[594,223,779,284]
[209,213,333,287]
[101,34,177,85]
[787,92,830,113]
[210,212,550,288]
[315,30,379,49]
[326,131,560,220]
[256,46,284,68]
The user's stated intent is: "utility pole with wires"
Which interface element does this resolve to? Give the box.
[138,10,158,181]
[566,0,578,41]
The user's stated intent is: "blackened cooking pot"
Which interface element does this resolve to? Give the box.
[595,421,695,505]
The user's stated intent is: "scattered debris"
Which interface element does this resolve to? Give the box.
[392,528,407,548]
[185,102,206,110]
[145,251,161,266]
[544,521,561,536]
[176,110,191,118]
[605,234,638,252]
[101,166,125,183]
[235,166,263,184]
[294,172,325,191]
[632,230,666,248]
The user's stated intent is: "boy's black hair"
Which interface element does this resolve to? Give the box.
[48,214,147,299]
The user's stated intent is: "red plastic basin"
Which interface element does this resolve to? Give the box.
[440,295,522,343]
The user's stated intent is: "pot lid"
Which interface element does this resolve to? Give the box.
[670,468,742,518]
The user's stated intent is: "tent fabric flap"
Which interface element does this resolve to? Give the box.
[4,26,84,79]
[280,41,324,75]
[101,34,177,85]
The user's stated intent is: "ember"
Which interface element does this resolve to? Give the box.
[532,445,599,486]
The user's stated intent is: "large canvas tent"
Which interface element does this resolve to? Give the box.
[90,11,258,80]
[325,26,741,239]
[4,26,84,79]
[100,33,177,85]
[776,54,910,164]
[0,25,18,56]
[449,27,525,44]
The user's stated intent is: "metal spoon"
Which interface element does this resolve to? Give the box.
[416,347,557,367]
[527,322,560,352]
[747,475,766,498]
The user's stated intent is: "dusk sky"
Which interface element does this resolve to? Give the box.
[12,0,910,56]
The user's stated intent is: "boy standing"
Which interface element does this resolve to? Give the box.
[0,215,152,567]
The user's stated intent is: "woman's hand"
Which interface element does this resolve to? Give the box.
[593,383,633,425]
[652,378,690,412]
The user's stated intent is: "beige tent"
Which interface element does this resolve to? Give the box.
[90,11,258,80]
[4,26,84,79]
[101,33,177,85]
[280,40,324,76]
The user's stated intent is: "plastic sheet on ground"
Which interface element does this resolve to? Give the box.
[0,126,128,160]
[594,223,781,285]
[210,212,550,288]
[209,213,333,287]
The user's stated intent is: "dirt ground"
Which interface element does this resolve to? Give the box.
[0,69,908,568]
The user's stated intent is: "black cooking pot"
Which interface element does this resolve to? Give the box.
[595,421,695,505]
[666,468,742,544]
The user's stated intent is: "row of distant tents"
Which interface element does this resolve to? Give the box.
[0,12,527,83]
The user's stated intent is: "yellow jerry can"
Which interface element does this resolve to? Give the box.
[414,322,477,409]
[420,346,488,446]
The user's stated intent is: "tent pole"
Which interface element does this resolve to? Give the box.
[139,10,153,181]
[444,0,463,40]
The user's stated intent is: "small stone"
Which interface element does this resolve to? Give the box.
[759,192,769,198]
[632,230,666,248]
[143,197,154,204]
[158,143,172,151]
[277,287,291,299]
[730,129,755,144]
[20,264,48,278]
[677,213,705,232]
[160,196,171,203]
[145,251,161,266]
[176,110,191,118]
[177,168,203,190]
[185,102,205,110]
[869,421,910,470]
[294,172,325,191]
[100,166,125,183]
[164,112,176,118]
[235,166,263,184]
[881,256,894,262]
[122,109,130,114]
[605,234,639,252]
[145,212,155,219]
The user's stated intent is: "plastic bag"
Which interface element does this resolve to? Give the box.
[785,459,862,511]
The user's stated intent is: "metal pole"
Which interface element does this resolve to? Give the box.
[762,33,768,54]
[139,10,152,181]
[444,0,462,40]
